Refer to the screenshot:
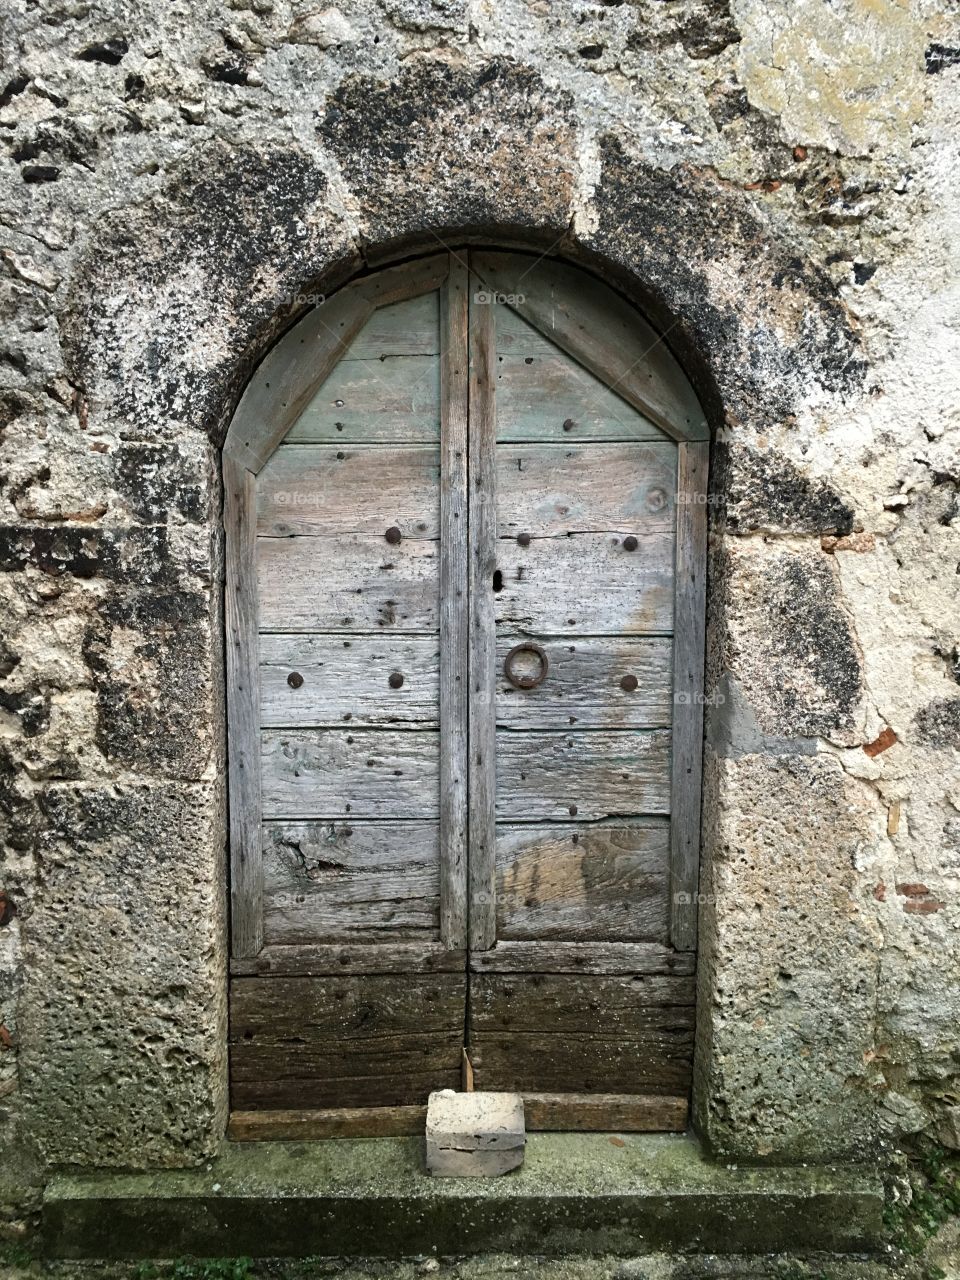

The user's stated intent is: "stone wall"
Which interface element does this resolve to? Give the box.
[1,0,958,1231]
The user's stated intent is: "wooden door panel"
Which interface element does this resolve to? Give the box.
[341,291,441,358]
[283,288,442,444]
[495,635,672,729]
[492,310,669,444]
[495,821,670,943]
[469,972,695,1094]
[286,356,441,443]
[257,533,439,632]
[260,635,440,729]
[230,972,463,1109]
[495,729,672,821]
[257,445,440,538]
[261,730,440,819]
[496,443,677,536]
[492,533,675,635]
[262,820,440,945]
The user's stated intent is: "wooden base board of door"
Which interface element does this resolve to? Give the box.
[227,1093,688,1142]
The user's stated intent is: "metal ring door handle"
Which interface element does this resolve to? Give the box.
[504,642,549,690]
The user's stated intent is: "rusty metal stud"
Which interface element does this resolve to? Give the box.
[517,531,531,547]
[388,672,404,689]
[620,674,638,692]
[504,641,549,690]
[623,535,638,552]
[287,672,304,689]
[385,526,402,545]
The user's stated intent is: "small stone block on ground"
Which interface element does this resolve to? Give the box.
[426,1090,526,1177]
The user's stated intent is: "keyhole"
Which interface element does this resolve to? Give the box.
[492,569,503,593]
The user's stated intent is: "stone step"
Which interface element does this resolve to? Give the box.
[41,1133,884,1260]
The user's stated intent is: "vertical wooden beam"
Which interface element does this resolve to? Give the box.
[468,280,498,951]
[439,258,469,950]
[223,453,264,958]
[669,440,709,951]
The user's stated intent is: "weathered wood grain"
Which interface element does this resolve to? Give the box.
[259,634,440,728]
[262,820,440,944]
[670,440,709,952]
[467,940,695,975]
[493,532,675,636]
[495,729,672,820]
[469,1029,694,1094]
[261,730,439,819]
[439,257,470,950]
[342,291,440,358]
[495,821,670,942]
[285,354,441,444]
[231,1067,460,1112]
[521,1093,688,1132]
[231,972,464,1038]
[231,942,466,976]
[223,289,375,472]
[473,252,709,442]
[225,259,448,465]
[256,533,439,633]
[495,635,672,729]
[230,972,464,1107]
[468,280,498,951]
[256,445,440,538]
[470,971,696,1025]
[496,443,677,536]
[494,346,669,443]
[228,1106,427,1141]
[224,454,264,958]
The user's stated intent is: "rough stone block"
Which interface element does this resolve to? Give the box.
[426,1090,525,1178]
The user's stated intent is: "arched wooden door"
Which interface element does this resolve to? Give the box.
[224,251,709,1139]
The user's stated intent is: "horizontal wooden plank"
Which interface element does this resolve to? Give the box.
[257,445,440,538]
[344,291,440,358]
[231,1067,460,1111]
[259,635,440,729]
[231,943,465,976]
[469,1030,694,1095]
[286,354,441,443]
[493,532,674,635]
[495,635,672,729]
[468,941,695,975]
[495,729,671,820]
[257,534,439,633]
[262,820,440,945]
[261,730,439,819]
[497,443,677,537]
[228,1106,426,1141]
[231,973,464,1041]
[496,821,670,942]
[521,1093,688,1132]
[470,972,696,1029]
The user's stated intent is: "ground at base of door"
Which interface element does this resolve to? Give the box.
[0,1250,950,1280]
[40,1134,883,1259]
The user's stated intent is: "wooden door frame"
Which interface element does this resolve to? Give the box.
[222,246,709,966]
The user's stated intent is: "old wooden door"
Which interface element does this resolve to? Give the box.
[224,250,709,1139]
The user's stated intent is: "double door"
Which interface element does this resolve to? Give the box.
[225,250,708,1134]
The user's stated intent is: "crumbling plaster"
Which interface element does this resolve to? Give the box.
[0,0,958,1232]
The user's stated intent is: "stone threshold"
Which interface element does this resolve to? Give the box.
[41,1133,884,1260]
